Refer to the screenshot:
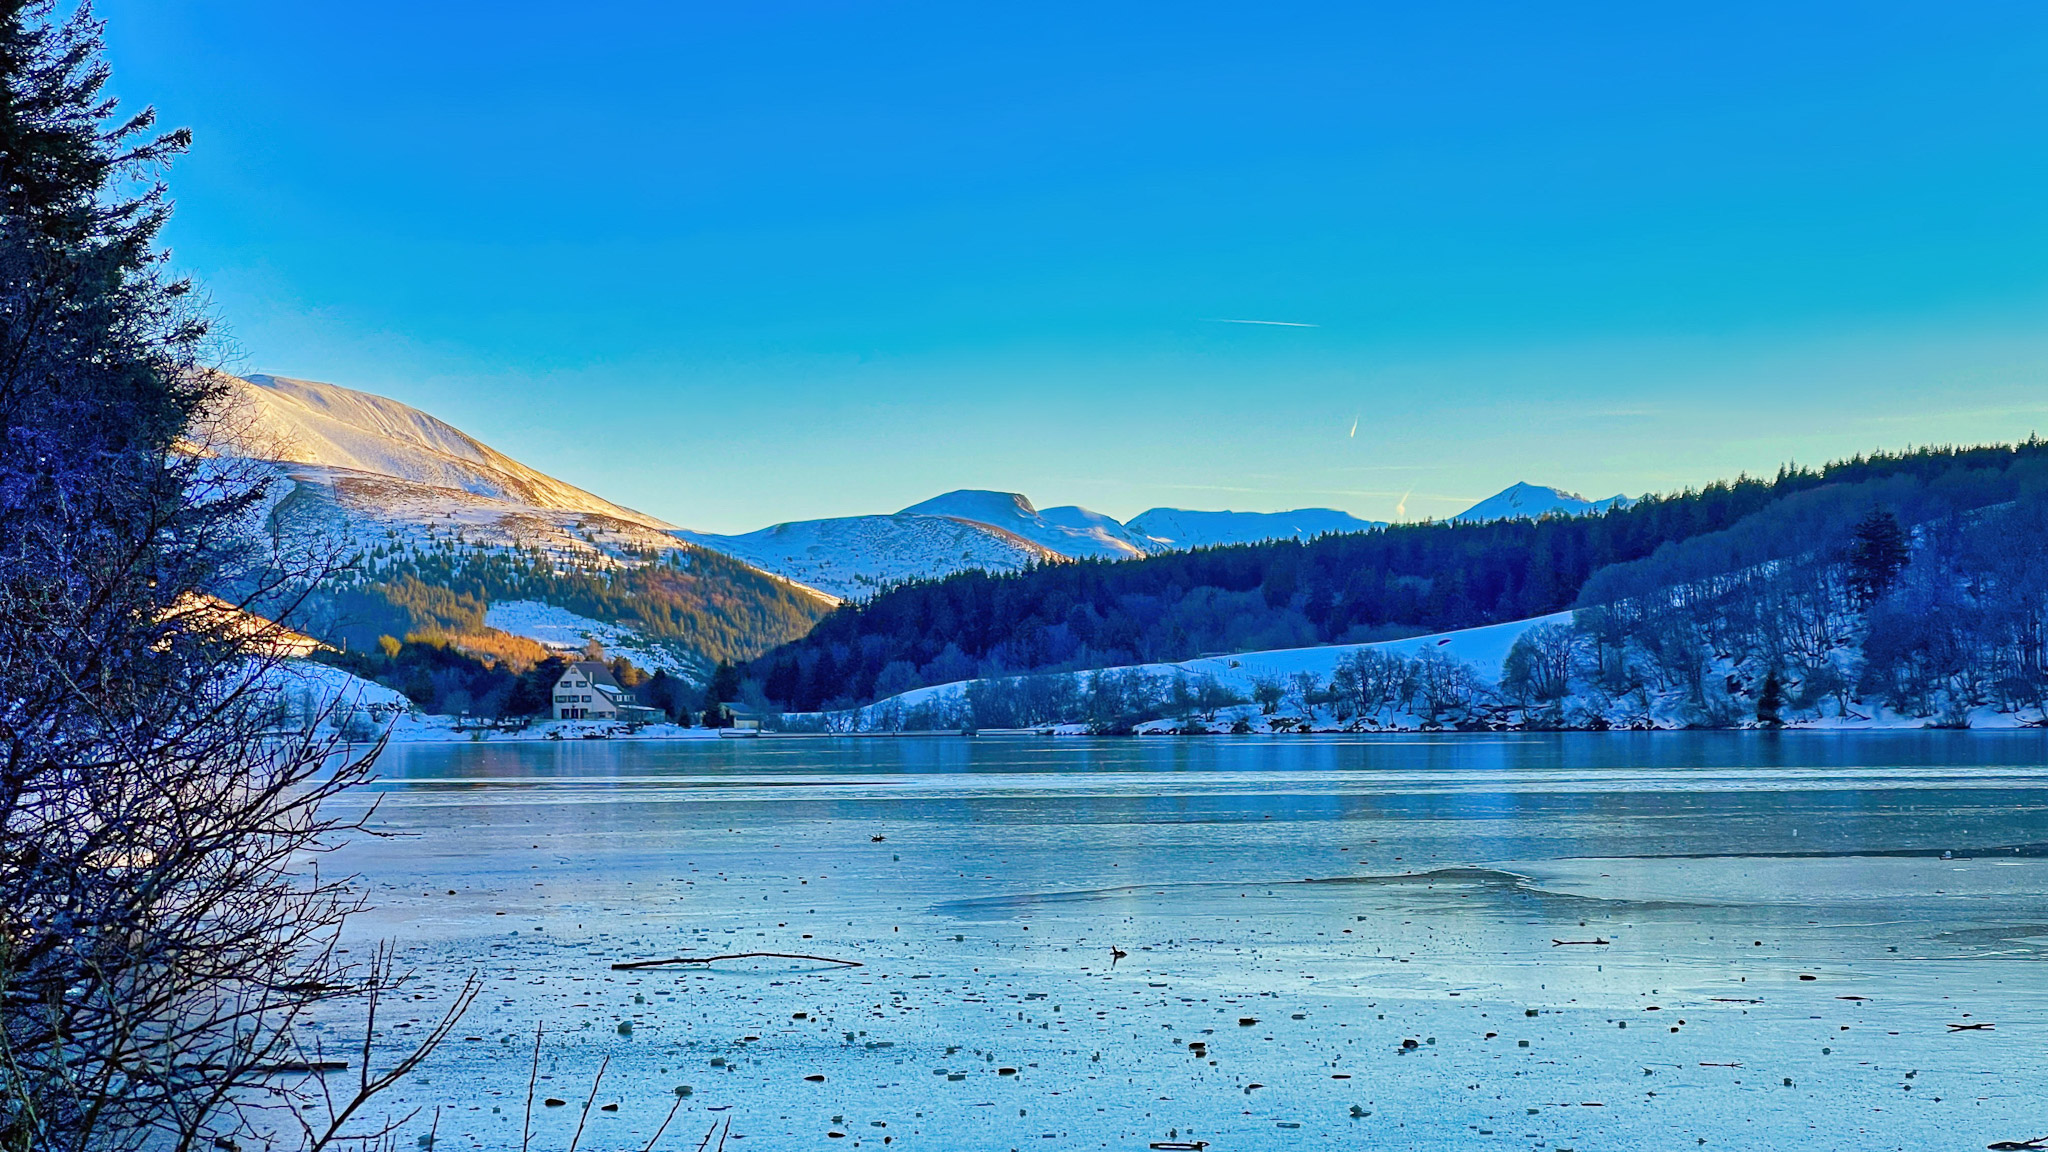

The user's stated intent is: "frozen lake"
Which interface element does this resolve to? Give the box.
[324,733,2048,1150]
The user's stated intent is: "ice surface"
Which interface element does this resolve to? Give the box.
[318,733,2048,1150]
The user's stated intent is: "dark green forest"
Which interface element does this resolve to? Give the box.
[752,440,2048,711]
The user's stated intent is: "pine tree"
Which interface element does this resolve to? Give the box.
[1848,509,1911,604]
[1756,669,1784,728]
[709,658,743,704]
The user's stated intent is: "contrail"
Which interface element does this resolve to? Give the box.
[1348,415,1359,439]
[1205,318,1319,327]
[1394,489,1411,520]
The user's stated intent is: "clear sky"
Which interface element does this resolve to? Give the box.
[105,0,2048,531]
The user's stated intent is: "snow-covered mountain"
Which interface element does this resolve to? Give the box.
[680,492,1398,597]
[222,371,833,676]
[679,513,1058,601]
[1127,507,1384,548]
[235,376,1639,618]
[898,490,1159,559]
[1451,482,1632,524]
[226,373,690,562]
[232,374,670,527]
[679,490,1160,601]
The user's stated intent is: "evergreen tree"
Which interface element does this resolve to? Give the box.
[1848,509,1911,604]
[709,659,742,704]
[639,668,692,722]
[510,653,572,715]
[1756,669,1784,728]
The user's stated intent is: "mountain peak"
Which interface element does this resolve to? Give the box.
[1452,482,1630,524]
[898,489,1040,520]
[228,372,674,531]
[897,490,1152,560]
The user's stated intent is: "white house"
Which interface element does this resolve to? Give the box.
[550,660,666,723]
[552,662,619,721]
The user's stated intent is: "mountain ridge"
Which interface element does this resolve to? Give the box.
[898,489,1157,559]
[232,374,674,530]
[227,372,1649,646]
[1451,481,1633,524]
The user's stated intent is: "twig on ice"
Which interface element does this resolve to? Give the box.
[611,952,862,970]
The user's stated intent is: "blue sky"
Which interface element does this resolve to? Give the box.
[107,0,2048,531]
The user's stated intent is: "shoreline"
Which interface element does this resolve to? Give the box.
[363,721,2048,744]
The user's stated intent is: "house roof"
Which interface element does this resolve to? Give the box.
[562,660,623,690]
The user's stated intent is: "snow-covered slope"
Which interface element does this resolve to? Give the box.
[1127,507,1383,548]
[827,612,1574,731]
[483,601,704,676]
[1038,504,1166,555]
[231,374,671,528]
[1452,482,1632,524]
[898,490,1159,559]
[679,514,1057,600]
[224,373,702,564]
[679,491,1155,600]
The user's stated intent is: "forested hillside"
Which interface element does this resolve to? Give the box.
[298,541,832,667]
[752,441,2048,711]
[268,539,827,720]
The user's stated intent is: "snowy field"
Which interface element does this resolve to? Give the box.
[832,612,1574,731]
[315,733,2048,1150]
[483,600,704,677]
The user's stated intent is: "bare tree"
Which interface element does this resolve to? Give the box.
[1249,677,1286,716]
[0,5,467,1148]
[1403,651,1481,719]
[1500,622,1580,705]
[1329,649,1407,722]
[1286,670,1325,719]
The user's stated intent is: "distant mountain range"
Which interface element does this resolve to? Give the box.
[682,491,1390,597]
[685,486,1634,596]
[228,371,1635,617]
[688,487,1392,590]
[1127,506,1384,547]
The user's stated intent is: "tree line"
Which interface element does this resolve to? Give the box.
[804,491,2048,733]
[296,538,833,669]
[310,636,745,726]
[753,440,2048,712]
